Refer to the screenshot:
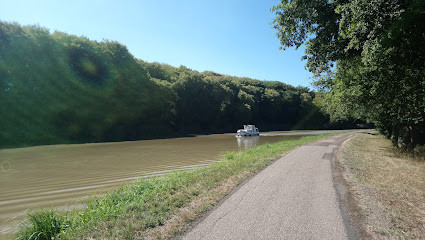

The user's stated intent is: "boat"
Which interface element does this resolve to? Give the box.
[236,125,259,137]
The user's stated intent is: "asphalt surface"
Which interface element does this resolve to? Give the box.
[183,132,357,240]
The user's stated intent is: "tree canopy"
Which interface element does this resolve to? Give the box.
[272,0,425,150]
[0,21,358,149]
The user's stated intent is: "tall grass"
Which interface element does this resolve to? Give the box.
[15,132,345,239]
[16,210,69,240]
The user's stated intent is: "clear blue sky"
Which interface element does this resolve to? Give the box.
[0,0,313,87]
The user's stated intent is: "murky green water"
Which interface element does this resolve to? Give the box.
[0,130,338,237]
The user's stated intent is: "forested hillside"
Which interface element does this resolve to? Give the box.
[0,21,352,148]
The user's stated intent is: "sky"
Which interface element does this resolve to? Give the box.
[0,0,314,87]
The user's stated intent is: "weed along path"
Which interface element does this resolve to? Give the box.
[183,132,358,240]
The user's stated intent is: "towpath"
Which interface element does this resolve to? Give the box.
[183,132,358,240]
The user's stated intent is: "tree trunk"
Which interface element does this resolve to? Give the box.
[392,124,400,147]
[408,125,417,150]
[404,125,417,151]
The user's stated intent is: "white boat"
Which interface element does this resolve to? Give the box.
[236,125,259,137]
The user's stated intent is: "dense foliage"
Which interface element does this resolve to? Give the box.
[0,21,348,148]
[139,61,337,133]
[0,22,172,148]
[272,0,425,150]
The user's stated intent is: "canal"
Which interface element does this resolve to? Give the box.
[0,130,339,237]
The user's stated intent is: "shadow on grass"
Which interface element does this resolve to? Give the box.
[387,146,425,162]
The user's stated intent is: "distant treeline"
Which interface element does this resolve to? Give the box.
[0,21,358,148]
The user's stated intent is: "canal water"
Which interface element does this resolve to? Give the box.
[0,130,338,237]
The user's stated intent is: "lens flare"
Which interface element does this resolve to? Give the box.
[80,57,98,77]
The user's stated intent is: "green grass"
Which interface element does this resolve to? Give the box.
[15,132,346,240]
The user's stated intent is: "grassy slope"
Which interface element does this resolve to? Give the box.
[338,131,425,239]
[16,132,346,240]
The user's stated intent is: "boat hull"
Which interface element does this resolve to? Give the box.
[236,132,260,137]
[236,125,259,137]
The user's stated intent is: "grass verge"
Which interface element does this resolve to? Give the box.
[16,132,346,240]
[338,131,425,239]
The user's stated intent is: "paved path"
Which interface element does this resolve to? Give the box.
[183,132,357,240]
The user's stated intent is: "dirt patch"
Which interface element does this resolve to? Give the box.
[337,131,425,239]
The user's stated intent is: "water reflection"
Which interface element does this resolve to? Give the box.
[236,136,259,149]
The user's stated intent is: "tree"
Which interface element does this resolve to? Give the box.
[272,0,425,150]
[0,20,357,148]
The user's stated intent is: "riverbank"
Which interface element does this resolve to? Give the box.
[15,132,347,239]
[338,131,425,239]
